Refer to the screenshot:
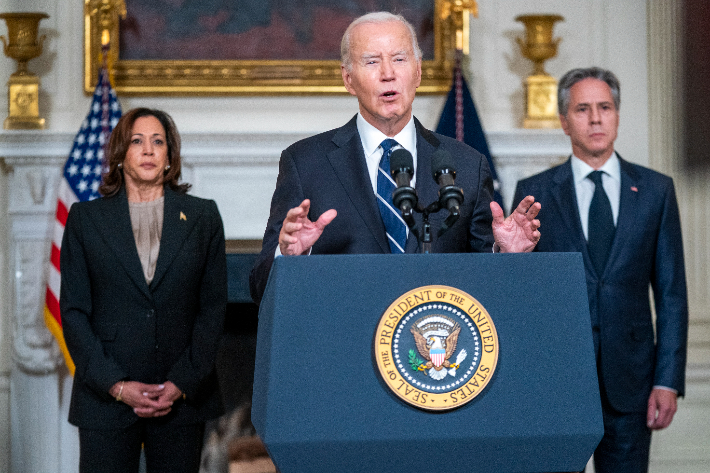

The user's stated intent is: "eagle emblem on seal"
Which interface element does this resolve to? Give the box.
[409,314,468,381]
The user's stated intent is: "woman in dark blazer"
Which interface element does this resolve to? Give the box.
[60,108,227,473]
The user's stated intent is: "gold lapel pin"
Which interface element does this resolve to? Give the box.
[180,212,187,221]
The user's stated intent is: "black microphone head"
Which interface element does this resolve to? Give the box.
[390,148,414,177]
[431,149,456,180]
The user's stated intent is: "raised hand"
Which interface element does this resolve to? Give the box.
[491,195,541,253]
[279,199,337,256]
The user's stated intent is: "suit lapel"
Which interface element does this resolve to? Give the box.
[328,116,390,253]
[413,120,440,207]
[92,188,152,300]
[550,160,589,257]
[406,120,440,252]
[605,156,640,275]
[150,187,200,290]
[551,162,607,279]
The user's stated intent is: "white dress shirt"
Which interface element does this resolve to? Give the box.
[571,152,621,240]
[356,113,418,192]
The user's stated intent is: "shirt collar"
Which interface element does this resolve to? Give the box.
[356,113,416,156]
[571,152,621,185]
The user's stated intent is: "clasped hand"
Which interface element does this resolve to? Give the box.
[110,380,183,418]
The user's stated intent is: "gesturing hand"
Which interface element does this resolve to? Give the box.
[279,199,337,256]
[491,195,541,253]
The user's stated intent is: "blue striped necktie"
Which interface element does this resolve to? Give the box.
[587,170,615,274]
[376,139,407,253]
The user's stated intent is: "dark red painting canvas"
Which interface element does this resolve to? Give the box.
[120,0,435,61]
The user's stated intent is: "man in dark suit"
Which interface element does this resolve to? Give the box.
[513,67,688,473]
[250,12,541,304]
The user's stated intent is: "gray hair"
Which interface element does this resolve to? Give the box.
[558,67,621,116]
[340,12,422,71]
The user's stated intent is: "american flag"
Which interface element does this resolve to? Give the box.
[43,68,122,374]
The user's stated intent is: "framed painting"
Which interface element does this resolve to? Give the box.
[84,0,467,95]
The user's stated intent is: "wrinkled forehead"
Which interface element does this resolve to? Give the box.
[570,78,615,106]
[350,20,414,56]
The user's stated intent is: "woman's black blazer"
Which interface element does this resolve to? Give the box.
[60,185,227,429]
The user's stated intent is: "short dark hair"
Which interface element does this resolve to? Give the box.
[558,67,620,116]
[99,107,190,197]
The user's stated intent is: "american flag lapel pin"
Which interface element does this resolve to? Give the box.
[630,186,638,192]
[180,211,187,221]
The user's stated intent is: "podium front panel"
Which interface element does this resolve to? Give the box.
[252,253,602,473]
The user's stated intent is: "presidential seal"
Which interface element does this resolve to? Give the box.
[374,285,498,411]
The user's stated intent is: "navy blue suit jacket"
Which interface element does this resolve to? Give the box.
[513,156,688,413]
[250,116,496,304]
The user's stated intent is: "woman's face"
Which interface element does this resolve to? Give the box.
[122,115,169,191]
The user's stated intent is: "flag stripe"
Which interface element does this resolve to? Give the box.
[44,306,75,374]
[56,199,68,227]
[47,256,61,296]
[45,287,60,326]
[50,244,60,271]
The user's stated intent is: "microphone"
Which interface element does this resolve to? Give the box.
[431,149,464,214]
[389,148,417,228]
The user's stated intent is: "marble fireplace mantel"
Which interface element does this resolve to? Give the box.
[0,125,570,373]
[1,128,571,241]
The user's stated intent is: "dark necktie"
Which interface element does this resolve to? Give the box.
[376,139,407,253]
[587,170,615,274]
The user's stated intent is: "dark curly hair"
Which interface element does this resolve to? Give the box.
[99,107,190,197]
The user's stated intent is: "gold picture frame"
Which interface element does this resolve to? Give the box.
[84,0,473,96]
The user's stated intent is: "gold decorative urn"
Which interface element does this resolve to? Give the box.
[0,12,49,129]
[515,14,564,129]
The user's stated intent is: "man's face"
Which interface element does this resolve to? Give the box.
[341,20,422,137]
[560,78,619,165]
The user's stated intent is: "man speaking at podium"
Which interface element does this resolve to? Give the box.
[250,12,541,305]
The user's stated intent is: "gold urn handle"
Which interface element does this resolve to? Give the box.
[0,12,49,75]
[515,14,564,76]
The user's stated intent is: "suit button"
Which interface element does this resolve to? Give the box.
[147,309,154,318]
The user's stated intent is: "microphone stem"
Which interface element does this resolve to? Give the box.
[421,210,432,254]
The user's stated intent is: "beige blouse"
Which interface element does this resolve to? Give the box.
[128,196,164,285]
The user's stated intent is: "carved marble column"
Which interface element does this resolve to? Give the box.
[2,142,68,473]
[11,173,61,373]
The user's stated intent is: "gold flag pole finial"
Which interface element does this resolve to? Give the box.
[85,0,126,88]
[441,0,478,55]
